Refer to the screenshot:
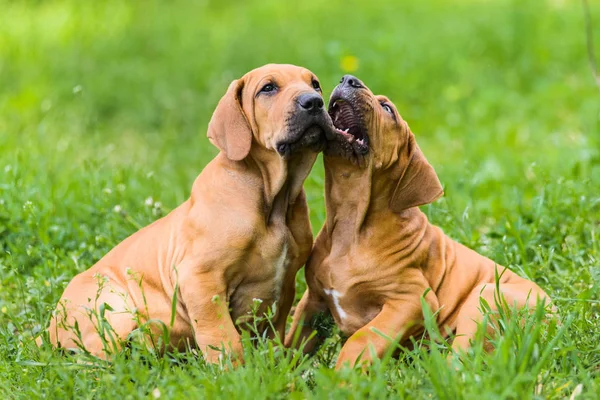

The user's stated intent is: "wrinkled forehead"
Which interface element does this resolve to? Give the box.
[244,64,315,89]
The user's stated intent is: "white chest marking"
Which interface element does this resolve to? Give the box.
[323,288,347,321]
[272,243,289,300]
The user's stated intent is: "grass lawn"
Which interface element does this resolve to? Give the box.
[1,0,599,398]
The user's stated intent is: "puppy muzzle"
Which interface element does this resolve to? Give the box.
[275,94,336,158]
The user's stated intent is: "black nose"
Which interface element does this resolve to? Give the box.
[340,74,364,89]
[298,93,324,114]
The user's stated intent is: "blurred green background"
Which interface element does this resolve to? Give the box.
[1,0,599,398]
[2,0,598,222]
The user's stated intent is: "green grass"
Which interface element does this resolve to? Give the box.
[1,0,599,398]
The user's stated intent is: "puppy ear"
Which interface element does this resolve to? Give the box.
[390,132,443,213]
[207,79,252,161]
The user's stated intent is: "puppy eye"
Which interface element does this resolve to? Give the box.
[312,79,321,91]
[381,103,393,115]
[260,83,277,94]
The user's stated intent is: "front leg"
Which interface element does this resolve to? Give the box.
[336,273,438,369]
[272,275,297,340]
[285,228,330,352]
[276,188,318,341]
[179,269,242,364]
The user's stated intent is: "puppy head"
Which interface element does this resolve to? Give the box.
[208,64,334,161]
[327,75,443,212]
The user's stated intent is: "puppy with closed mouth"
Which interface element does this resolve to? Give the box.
[41,64,335,364]
[285,75,552,369]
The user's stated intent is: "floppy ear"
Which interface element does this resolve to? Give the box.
[207,79,252,161]
[389,132,443,213]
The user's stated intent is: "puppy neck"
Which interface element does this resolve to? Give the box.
[246,144,317,224]
[323,155,419,236]
[323,156,372,235]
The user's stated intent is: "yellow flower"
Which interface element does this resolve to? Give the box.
[1,306,7,314]
[340,55,359,73]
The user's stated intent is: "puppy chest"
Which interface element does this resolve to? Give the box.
[266,240,290,295]
[322,287,381,336]
[238,232,296,300]
[229,238,296,324]
[316,256,383,335]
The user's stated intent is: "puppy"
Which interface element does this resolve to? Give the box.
[286,75,552,369]
[42,64,334,363]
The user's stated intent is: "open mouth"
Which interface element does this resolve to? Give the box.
[328,96,369,156]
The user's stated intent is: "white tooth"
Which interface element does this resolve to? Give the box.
[343,128,349,133]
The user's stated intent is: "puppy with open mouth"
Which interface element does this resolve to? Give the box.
[285,75,553,369]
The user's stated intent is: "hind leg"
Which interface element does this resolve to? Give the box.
[46,273,137,358]
[451,279,551,353]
